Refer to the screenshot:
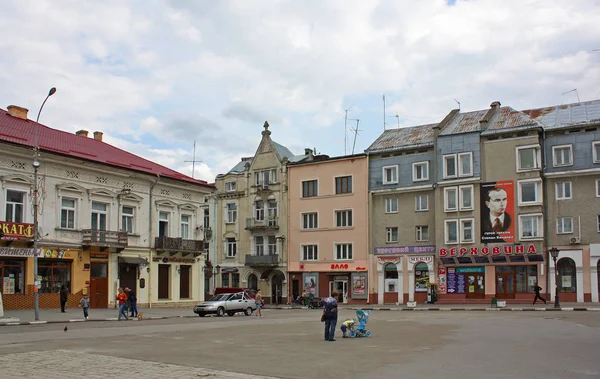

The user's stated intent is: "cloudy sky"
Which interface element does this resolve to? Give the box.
[1,0,599,182]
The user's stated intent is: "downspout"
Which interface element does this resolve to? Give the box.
[148,174,161,308]
[541,128,550,302]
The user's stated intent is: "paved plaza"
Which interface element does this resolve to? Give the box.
[0,309,599,379]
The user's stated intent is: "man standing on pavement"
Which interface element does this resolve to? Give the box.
[125,287,138,318]
[60,285,69,313]
[322,291,338,342]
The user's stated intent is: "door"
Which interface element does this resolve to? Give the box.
[90,262,108,308]
[292,280,300,300]
[180,265,191,299]
[329,281,348,304]
[496,273,516,299]
[158,264,170,299]
[119,263,137,293]
[465,274,485,299]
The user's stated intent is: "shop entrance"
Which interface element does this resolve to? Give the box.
[90,262,108,308]
[459,268,485,299]
[180,265,191,299]
[119,263,137,294]
[329,278,348,303]
[158,264,170,299]
[495,266,516,299]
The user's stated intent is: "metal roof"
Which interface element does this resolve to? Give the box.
[439,109,488,135]
[522,100,600,130]
[366,123,437,153]
[0,108,214,187]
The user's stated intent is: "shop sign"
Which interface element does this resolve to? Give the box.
[161,257,196,264]
[351,272,367,299]
[330,263,349,269]
[408,256,433,265]
[438,244,537,257]
[456,267,485,273]
[91,253,109,259]
[0,222,34,240]
[42,249,72,259]
[0,247,42,257]
[438,268,447,295]
[377,256,400,265]
[374,245,436,255]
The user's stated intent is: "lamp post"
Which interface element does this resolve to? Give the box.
[213,265,220,292]
[549,247,560,309]
[33,87,57,321]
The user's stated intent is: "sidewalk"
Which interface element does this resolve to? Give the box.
[2,302,599,326]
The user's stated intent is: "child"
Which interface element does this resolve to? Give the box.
[340,318,355,338]
[79,294,90,320]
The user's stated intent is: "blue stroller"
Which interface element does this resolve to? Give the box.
[349,309,371,338]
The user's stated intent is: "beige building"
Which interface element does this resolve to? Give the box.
[213,122,309,303]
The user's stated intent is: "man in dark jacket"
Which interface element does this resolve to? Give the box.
[125,287,138,317]
[532,282,547,305]
[322,291,339,342]
[60,285,69,313]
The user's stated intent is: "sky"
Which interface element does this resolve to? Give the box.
[1,0,599,183]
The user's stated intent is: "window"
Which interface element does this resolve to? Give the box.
[221,273,229,287]
[91,201,107,230]
[226,203,237,223]
[459,185,474,210]
[267,200,277,226]
[255,236,264,256]
[461,219,474,243]
[596,179,600,198]
[0,259,25,294]
[552,145,573,167]
[302,180,318,198]
[226,238,237,257]
[203,208,209,229]
[519,214,543,239]
[386,227,399,243]
[517,145,541,171]
[302,213,318,229]
[225,182,236,192]
[158,211,169,237]
[415,195,428,211]
[557,258,577,293]
[302,245,318,261]
[382,166,398,184]
[270,169,277,184]
[518,179,542,205]
[555,182,572,200]
[385,198,398,213]
[412,161,429,182]
[444,187,458,212]
[598,215,600,232]
[181,215,190,239]
[5,190,25,223]
[335,210,353,227]
[335,243,353,260]
[557,217,573,234]
[60,198,76,229]
[593,141,600,163]
[416,226,429,242]
[268,236,277,255]
[443,155,457,179]
[121,206,134,234]
[38,260,71,294]
[335,176,353,194]
[232,273,240,287]
[255,170,277,186]
[254,200,265,221]
[445,219,458,244]
[458,152,473,177]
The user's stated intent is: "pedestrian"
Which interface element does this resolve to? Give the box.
[116,287,129,320]
[79,293,90,320]
[322,291,338,342]
[255,288,264,318]
[126,287,138,318]
[532,282,547,305]
[340,318,355,338]
[60,285,69,313]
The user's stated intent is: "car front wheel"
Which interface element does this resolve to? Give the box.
[216,307,225,317]
[244,307,253,316]
[198,313,206,317]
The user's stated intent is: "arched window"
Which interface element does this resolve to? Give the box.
[384,263,398,279]
[248,274,258,290]
[557,258,576,293]
[414,262,429,292]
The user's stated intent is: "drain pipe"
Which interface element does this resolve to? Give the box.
[148,174,161,308]
[541,128,550,302]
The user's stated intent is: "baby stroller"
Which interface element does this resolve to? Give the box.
[349,309,371,338]
[308,297,323,309]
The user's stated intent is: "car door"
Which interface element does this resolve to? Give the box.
[230,293,243,310]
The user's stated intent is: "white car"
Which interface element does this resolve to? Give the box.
[193,292,257,317]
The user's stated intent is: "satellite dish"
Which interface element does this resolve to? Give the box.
[38,226,48,237]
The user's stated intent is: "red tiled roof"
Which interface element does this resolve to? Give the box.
[0,108,214,188]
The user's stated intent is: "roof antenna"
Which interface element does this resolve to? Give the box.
[184,141,203,179]
[561,89,580,103]
[387,115,400,128]
[348,119,361,154]
[383,94,386,131]
[454,98,461,110]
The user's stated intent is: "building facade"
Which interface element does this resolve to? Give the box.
[287,154,369,305]
[213,122,309,304]
[0,105,214,310]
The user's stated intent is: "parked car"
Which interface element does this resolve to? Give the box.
[193,292,257,317]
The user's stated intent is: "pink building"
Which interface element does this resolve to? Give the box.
[287,153,369,304]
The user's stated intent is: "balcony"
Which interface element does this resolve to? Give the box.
[82,229,128,248]
[245,217,279,231]
[155,236,204,256]
[245,254,279,267]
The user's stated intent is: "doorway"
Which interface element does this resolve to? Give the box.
[495,266,516,299]
[329,279,348,303]
[119,263,137,294]
[292,279,300,301]
[180,265,191,299]
[271,271,284,305]
[465,273,485,299]
[158,264,170,299]
[90,262,108,308]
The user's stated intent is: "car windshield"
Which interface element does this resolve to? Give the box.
[208,294,230,301]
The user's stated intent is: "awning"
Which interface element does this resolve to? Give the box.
[118,257,148,265]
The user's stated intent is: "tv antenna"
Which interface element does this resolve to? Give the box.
[561,89,580,103]
[184,141,203,179]
[348,119,361,154]
[388,115,400,128]
[454,98,461,110]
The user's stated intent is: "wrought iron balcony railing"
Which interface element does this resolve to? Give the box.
[82,229,128,248]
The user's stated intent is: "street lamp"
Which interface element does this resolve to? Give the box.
[213,265,220,292]
[33,87,57,321]
[549,247,560,309]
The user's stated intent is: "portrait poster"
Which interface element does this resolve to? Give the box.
[351,273,368,299]
[302,273,318,295]
[480,180,515,244]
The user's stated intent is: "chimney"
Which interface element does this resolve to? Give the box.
[304,148,314,156]
[93,131,103,142]
[479,101,502,131]
[7,105,29,120]
[75,130,89,137]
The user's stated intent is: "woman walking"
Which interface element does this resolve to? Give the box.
[116,288,129,320]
